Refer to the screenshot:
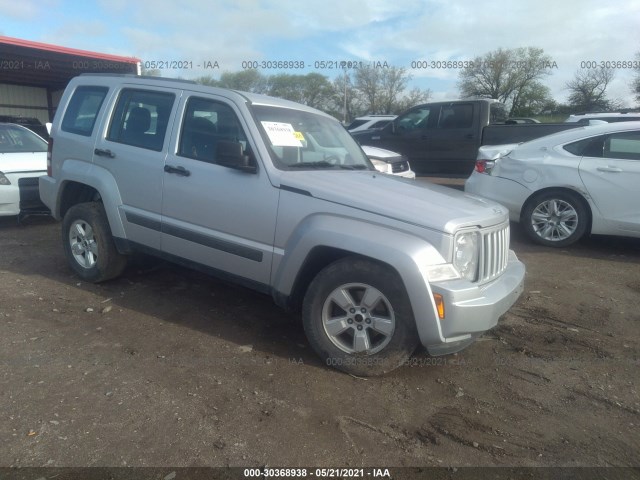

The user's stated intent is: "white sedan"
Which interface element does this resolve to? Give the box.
[0,123,48,217]
[465,121,640,247]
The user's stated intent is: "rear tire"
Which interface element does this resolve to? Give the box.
[521,190,589,247]
[302,257,419,376]
[62,202,128,282]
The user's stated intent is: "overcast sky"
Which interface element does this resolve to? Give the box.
[1,0,639,107]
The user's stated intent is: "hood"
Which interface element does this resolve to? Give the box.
[361,145,403,162]
[279,171,508,234]
[0,151,47,174]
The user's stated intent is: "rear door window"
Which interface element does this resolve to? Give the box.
[438,104,474,129]
[604,131,640,160]
[107,89,175,151]
[61,86,108,136]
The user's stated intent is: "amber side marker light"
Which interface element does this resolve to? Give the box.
[433,293,445,320]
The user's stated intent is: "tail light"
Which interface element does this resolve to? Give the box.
[475,159,495,174]
[47,138,53,177]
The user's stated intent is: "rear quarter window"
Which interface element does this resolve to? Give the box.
[61,86,109,136]
[563,135,605,157]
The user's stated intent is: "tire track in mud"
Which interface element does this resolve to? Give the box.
[496,304,616,360]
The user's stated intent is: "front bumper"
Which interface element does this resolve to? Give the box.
[424,250,525,355]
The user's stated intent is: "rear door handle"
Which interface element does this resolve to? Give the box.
[597,166,623,173]
[94,148,115,158]
[164,165,191,176]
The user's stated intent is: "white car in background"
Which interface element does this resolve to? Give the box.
[0,123,48,217]
[347,115,396,133]
[465,122,640,247]
[565,112,640,124]
[362,145,415,179]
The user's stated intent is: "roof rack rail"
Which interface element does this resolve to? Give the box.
[78,73,197,84]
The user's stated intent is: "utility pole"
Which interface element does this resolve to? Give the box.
[343,71,349,124]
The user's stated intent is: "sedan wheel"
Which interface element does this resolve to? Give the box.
[522,191,588,247]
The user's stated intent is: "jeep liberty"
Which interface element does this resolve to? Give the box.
[40,74,525,375]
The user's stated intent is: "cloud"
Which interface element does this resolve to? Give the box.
[0,0,41,20]
[3,0,638,105]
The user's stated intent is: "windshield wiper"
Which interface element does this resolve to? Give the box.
[289,161,337,169]
[338,164,368,170]
[289,161,369,170]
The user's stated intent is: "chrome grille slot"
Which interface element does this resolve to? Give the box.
[479,224,510,283]
[391,160,409,173]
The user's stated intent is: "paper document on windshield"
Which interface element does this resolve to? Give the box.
[261,122,303,147]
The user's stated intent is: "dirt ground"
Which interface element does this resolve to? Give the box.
[1,204,639,469]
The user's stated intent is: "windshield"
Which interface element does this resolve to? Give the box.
[250,105,373,171]
[0,124,47,153]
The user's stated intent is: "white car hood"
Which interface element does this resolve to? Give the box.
[0,151,47,173]
[361,145,402,160]
[280,171,508,233]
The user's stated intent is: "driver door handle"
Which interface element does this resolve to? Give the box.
[94,148,115,158]
[597,166,622,173]
[164,165,191,176]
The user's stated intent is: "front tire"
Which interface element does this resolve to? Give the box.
[302,258,419,376]
[521,190,589,247]
[62,202,128,282]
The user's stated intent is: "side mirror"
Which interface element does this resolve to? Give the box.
[216,140,257,173]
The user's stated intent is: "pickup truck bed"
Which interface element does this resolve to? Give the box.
[352,99,584,176]
[481,123,581,146]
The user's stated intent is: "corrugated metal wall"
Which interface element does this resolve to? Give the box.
[0,84,59,123]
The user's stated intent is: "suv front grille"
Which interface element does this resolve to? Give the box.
[478,224,510,283]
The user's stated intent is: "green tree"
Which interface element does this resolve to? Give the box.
[267,73,334,110]
[193,75,218,86]
[140,66,161,77]
[510,82,555,116]
[215,70,269,93]
[394,86,432,113]
[352,66,431,116]
[330,73,362,123]
[632,51,640,104]
[458,47,554,116]
[565,68,618,112]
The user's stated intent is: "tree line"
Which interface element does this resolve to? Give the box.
[144,46,640,121]
[192,67,432,122]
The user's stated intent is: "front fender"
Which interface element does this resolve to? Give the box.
[271,213,450,346]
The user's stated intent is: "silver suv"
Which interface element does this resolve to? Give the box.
[40,74,525,375]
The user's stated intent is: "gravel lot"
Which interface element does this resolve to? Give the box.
[1,194,639,469]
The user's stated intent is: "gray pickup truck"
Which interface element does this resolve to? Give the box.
[40,74,525,375]
[351,99,580,176]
